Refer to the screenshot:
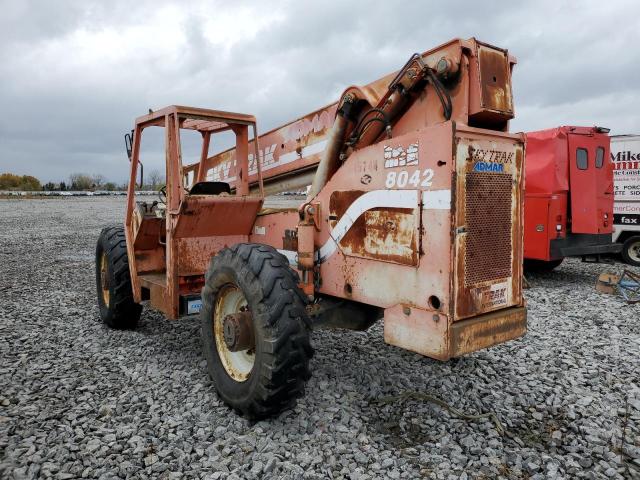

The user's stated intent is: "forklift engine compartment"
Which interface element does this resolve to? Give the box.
[96,37,527,419]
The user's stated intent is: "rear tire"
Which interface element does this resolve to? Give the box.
[523,258,564,272]
[201,243,313,420]
[621,236,640,267]
[95,226,142,329]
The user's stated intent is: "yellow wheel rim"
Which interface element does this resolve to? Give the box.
[100,252,110,306]
[213,285,255,382]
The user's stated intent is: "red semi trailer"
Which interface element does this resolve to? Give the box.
[524,126,621,271]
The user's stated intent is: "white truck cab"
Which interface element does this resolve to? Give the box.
[612,134,640,266]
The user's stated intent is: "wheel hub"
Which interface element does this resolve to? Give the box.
[213,285,256,382]
[222,311,254,352]
[629,241,640,262]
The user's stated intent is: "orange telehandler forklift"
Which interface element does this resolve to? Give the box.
[96,38,527,419]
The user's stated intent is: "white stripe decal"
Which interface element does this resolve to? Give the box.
[302,139,329,156]
[278,139,328,166]
[277,249,298,265]
[278,189,420,265]
[319,189,419,262]
[422,189,451,210]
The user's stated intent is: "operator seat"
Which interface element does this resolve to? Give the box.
[188,181,231,196]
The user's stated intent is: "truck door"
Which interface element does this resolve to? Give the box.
[568,133,611,233]
[593,135,614,233]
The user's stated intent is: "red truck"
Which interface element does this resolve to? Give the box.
[524,126,621,271]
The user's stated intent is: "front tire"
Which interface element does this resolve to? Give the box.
[95,226,142,329]
[621,236,640,267]
[201,243,313,419]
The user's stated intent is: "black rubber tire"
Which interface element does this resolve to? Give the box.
[621,235,640,267]
[95,226,142,329]
[523,258,563,272]
[201,243,313,420]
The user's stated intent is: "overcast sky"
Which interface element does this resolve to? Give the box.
[1,0,639,183]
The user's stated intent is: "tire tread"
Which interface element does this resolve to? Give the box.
[201,243,313,420]
[96,226,141,329]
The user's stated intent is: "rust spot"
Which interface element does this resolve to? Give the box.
[179,274,204,293]
[478,46,513,114]
[450,306,526,357]
[329,190,365,220]
[467,144,475,162]
[330,190,418,266]
[282,229,298,251]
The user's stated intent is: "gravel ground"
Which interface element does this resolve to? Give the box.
[1,197,639,480]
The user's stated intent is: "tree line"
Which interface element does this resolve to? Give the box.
[0,171,165,191]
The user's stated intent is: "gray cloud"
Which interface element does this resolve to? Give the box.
[1,0,638,182]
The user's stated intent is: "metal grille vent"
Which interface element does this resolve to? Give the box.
[464,172,513,286]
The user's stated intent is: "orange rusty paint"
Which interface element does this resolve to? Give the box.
[176,235,247,276]
[175,196,263,238]
[467,41,515,130]
[449,306,526,357]
[315,125,453,311]
[134,248,165,274]
[178,274,205,294]
[329,190,418,266]
[363,209,417,265]
[384,303,526,360]
[120,37,526,360]
[181,38,517,195]
[452,126,525,321]
[477,45,513,114]
[383,304,450,360]
[124,107,264,319]
[131,209,163,250]
[182,103,339,195]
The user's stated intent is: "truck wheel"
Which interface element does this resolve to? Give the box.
[523,258,563,272]
[621,236,640,267]
[95,226,142,329]
[201,243,313,419]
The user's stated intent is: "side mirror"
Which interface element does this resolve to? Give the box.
[125,130,144,188]
[124,131,133,160]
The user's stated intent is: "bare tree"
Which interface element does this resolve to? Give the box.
[69,173,93,191]
[147,169,165,189]
[92,174,106,187]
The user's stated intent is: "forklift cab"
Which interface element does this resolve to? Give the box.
[124,106,264,318]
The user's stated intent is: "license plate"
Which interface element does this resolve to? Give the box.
[187,299,202,315]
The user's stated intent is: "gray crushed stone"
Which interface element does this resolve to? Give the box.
[0,197,638,479]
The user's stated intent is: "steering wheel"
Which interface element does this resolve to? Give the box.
[158,184,191,205]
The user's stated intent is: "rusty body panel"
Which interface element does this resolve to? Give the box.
[383,304,526,360]
[452,128,524,320]
[119,38,526,359]
[176,235,246,276]
[328,191,419,266]
[174,196,263,238]
[449,306,526,357]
